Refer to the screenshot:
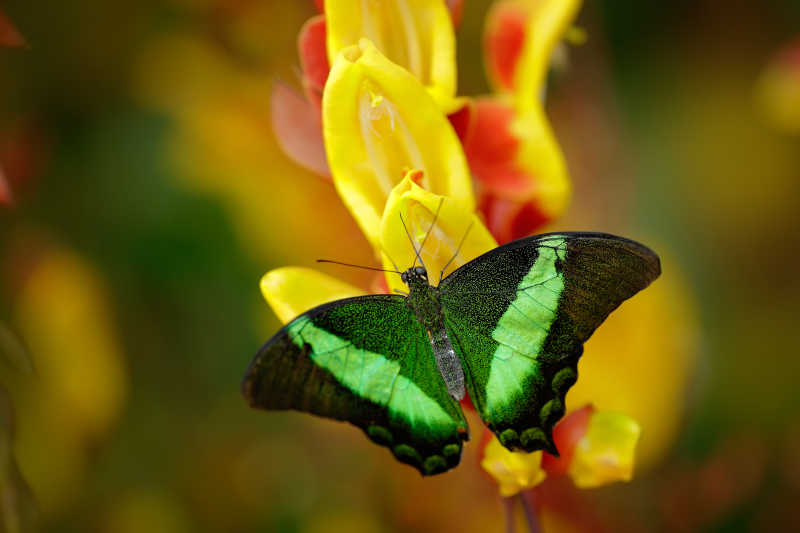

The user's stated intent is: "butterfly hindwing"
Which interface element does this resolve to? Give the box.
[439,232,661,454]
[242,295,468,475]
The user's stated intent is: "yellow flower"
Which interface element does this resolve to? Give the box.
[484,0,583,111]
[567,411,640,488]
[260,267,367,325]
[262,43,498,321]
[325,0,460,112]
[481,437,547,498]
[260,172,497,322]
[481,406,641,497]
[322,39,474,249]
[379,170,497,294]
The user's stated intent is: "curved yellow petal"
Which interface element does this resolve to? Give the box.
[323,39,473,249]
[379,170,497,294]
[481,435,547,497]
[260,267,367,324]
[512,106,571,218]
[568,411,640,489]
[513,0,583,113]
[325,0,459,112]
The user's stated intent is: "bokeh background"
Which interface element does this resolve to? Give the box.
[1,1,799,531]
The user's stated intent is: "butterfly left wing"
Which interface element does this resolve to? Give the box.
[242,295,469,475]
[438,232,660,454]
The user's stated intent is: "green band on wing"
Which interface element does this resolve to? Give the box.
[287,317,454,430]
[485,239,567,414]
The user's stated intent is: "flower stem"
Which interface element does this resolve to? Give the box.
[503,497,516,533]
[519,492,541,533]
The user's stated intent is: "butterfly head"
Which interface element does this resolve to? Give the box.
[401,265,429,287]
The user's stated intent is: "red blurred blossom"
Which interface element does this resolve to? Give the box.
[452,99,554,243]
[0,120,48,205]
[298,14,328,109]
[453,99,534,198]
[541,404,593,476]
[313,0,324,13]
[270,12,330,176]
[270,81,330,178]
[778,36,800,69]
[0,167,11,206]
[479,194,549,245]
[447,0,465,28]
[0,8,25,48]
[369,271,390,294]
[484,2,527,91]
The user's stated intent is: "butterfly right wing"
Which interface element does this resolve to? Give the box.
[242,294,468,475]
[439,233,660,454]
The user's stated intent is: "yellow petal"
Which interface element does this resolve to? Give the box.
[379,170,497,294]
[260,267,367,324]
[514,0,583,113]
[325,0,459,112]
[481,435,547,497]
[568,411,640,488]
[512,106,571,218]
[323,39,474,249]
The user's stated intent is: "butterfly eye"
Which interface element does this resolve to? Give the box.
[414,266,427,278]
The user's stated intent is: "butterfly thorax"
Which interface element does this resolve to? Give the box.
[401,266,466,401]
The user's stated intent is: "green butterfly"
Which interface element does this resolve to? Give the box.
[242,232,660,475]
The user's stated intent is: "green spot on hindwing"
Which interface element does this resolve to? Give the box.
[551,367,577,395]
[366,425,393,445]
[442,443,460,458]
[423,455,448,475]
[540,399,565,428]
[499,429,520,447]
[393,444,422,467]
[520,428,547,450]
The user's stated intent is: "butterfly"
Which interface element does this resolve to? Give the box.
[242,232,660,475]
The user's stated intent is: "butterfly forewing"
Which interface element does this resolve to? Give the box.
[438,233,661,454]
[242,295,468,475]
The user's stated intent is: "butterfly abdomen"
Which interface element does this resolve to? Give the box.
[404,275,467,401]
[429,324,466,401]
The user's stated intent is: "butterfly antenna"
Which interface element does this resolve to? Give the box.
[399,212,425,269]
[417,198,444,262]
[379,245,402,274]
[439,219,474,284]
[316,259,401,275]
